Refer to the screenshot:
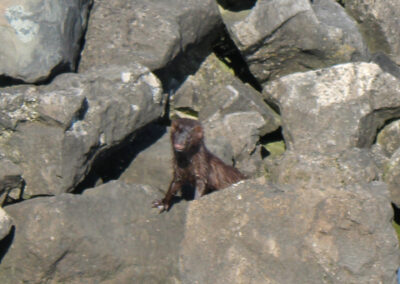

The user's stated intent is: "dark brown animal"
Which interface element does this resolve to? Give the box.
[152,118,246,212]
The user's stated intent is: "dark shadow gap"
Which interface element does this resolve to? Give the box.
[217,0,257,11]
[0,62,72,88]
[393,203,400,224]
[73,120,168,194]
[0,76,25,88]
[154,30,222,95]
[34,62,72,86]
[0,226,15,263]
[213,27,262,92]
[336,0,345,8]
[260,127,285,159]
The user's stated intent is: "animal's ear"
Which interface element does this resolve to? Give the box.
[171,120,178,131]
[193,125,203,140]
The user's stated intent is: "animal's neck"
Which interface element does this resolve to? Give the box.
[175,141,205,167]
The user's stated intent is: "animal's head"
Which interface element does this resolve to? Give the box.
[171,118,203,152]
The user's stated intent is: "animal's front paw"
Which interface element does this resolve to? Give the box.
[151,199,169,213]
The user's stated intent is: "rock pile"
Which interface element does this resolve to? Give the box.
[0,0,400,283]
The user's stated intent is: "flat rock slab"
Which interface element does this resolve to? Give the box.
[264,62,400,154]
[0,63,165,196]
[0,0,92,83]
[222,0,368,85]
[79,0,222,73]
[180,179,399,283]
[0,181,187,284]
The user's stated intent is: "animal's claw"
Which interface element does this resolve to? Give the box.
[152,199,168,213]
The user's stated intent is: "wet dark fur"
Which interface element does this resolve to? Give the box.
[152,118,246,212]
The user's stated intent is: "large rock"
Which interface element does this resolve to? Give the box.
[119,124,173,190]
[79,0,222,75]
[221,0,369,85]
[0,181,187,284]
[345,0,400,65]
[180,179,399,283]
[372,119,400,206]
[383,148,400,207]
[268,148,379,188]
[0,207,12,241]
[170,53,280,176]
[263,62,400,154]
[375,119,400,158]
[171,54,280,134]
[0,0,92,83]
[0,63,165,196]
[204,111,266,176]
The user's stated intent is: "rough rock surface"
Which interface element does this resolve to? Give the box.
[372,120,400,206]
[268,148,379,188]
[222,0,369,85]
[384,148,400,206]
[0,63,165,196]
[170,53,280,175]
[0,207,12,241]
[118,124,172,190]
[120,122,240,189]
[0,157,23,203]
[79,0,222,74]
[263,62,400,154]
[0,0,92,83]
[0,181,187,284]
[180,179,399,284]
[376,120,400,158]
[345,0,400,65]
[0,0,400,282]
[171,54,280,134]
[204,111,266,176]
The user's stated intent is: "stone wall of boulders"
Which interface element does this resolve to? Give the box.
[1,0,400,283]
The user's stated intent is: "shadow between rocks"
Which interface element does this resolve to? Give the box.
[73,121,168,194]
[0,226,15,264]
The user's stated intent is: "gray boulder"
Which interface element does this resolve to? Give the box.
[119,125,173,190]
[0,63,165,196]
[346,0,400,65]
[222,0,368,85]
[0,207,12,241]
[0,181,187,284]
[0,0,92,83]
[204,111,266,176]
[375,120,400,158]
[372,119,400,205]
[268,148,379,188]
[263,62,400,154]
[171,54,280,134]
[79,0,222,74]
[180,178,399,283]
[383,148,400,207]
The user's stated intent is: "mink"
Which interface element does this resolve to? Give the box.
[152,118,246,212]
